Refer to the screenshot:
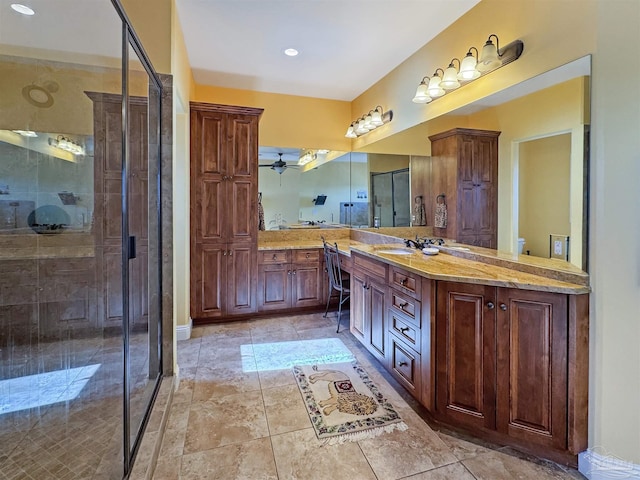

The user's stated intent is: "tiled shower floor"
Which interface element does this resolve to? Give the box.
[152,312,585,480]
[0,332,155,480]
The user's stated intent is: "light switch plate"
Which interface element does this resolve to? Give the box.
[550,234,569,260]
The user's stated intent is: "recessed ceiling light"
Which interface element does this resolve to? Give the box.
[284,48,299,57]
[11,4,35,15]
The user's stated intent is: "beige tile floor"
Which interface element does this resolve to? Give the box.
[153,312,585,480]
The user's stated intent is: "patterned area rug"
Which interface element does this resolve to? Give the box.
[293,361,407,444]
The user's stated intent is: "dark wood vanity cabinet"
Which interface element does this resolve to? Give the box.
[350,253,388,363]
[257,249,324,312]
[429,128,500,248]
[435,281,588,458]
[190,102,263,320]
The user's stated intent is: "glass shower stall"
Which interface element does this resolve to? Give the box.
[0,1,163,477]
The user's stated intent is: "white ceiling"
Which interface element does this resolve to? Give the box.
[175,0,480,101]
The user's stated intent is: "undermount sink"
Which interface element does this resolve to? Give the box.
[376,248,415,255]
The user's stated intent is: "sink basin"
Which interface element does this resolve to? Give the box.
[376,248,414,255]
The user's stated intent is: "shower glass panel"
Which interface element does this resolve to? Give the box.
[0,1,125,478]
[371,168,410,227]
[0,1,163,478]
[126,40,162,455]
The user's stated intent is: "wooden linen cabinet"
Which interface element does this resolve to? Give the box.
[190,103,263,320]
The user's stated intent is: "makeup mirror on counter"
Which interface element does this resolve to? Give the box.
[258,55,591,272]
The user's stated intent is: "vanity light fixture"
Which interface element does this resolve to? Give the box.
[12,130,37,137]
[11,3,35,15]
[48,135,85,156]
[345,105,393,138]
[412,34,524,105]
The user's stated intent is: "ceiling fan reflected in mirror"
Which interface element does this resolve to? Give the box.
[259,152,298,175]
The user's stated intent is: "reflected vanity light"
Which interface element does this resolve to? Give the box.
[48,135,85,156]
[345,105,393,138]
[412,34,524,104]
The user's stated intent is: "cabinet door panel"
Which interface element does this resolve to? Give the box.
[369,281,387,361]
[474,136,497,185]
[458,136,474,183]
[229,179,255,242]
[497,289,568,449]
[226,245,256,315]
[258,263,290,311]
[459,186,476,235]
[292,264,323,307]
[228,115,258,178]
[194,244,224,318]
[436,282,496,430]
[104,246,123,327]
[195,111,224,175]
[200,178,225,241]
[350,271,367,342]
[475,185,495,235]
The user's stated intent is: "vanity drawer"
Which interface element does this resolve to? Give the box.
[259,250,291,265]
[292,249,320,264]
[390,290,421,327]
[389,334,421,399]
[390,266,422,299]
[353,253,387,279]
[388,309,421,352]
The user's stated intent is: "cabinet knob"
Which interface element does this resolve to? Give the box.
[398,361,408,367]
[400,326,410,333]
[400,278,407,286]
[399,301,408,310]
[293,270,297,275]
[499,303,507,311]
[222,175,228,180]
[486,302,495,310]
[272,254,278,261]
[287,270,291,275]
[229,175,233,180]
[229,250,233,256]
[223,250,227,256]
[306,253,310,258]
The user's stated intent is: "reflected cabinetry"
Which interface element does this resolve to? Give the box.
[429,128,500,248]
[190,103,263,320]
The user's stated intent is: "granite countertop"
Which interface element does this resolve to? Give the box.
[258,239,361,256]
[0,246,96,260]
[352,243,589,295]
[258,239,589,294]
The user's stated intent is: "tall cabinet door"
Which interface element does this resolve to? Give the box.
[350,270,367,342]
[496,288,568,449]
[227,114,259,243]
[226,244,256,316]
[436,281,497,430]
[191,109,225,243]
[474,136,498,239]
[192,243,225,319]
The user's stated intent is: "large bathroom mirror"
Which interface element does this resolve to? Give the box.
[258,55,591,271]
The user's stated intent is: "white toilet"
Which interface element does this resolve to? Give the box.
[517,238,526,254]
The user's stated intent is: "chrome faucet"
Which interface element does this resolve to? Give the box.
[404,238,423,249]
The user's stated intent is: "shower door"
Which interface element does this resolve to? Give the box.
[371,168,410,227]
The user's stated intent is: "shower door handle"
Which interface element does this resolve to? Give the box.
[128,235,137,260]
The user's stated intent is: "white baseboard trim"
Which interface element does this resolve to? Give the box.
[579,449,640,479]
[176,319,192,341]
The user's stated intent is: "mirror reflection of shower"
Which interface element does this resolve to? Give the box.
[371,168,410,227]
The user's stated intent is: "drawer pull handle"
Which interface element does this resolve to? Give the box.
[486,302,495,310]
[273,254,278,261]
[400,326,410,333]
[400,278,407,286]
[399,302,408,310]
[306,253,310,258]
[399,361,408,367]
[500,303,507,311]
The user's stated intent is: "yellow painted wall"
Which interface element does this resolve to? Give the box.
[170,1,194,338]
[518,134,571,258]
[120,0,172,74]
[193,85,352,152]
[368,153,410,173]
